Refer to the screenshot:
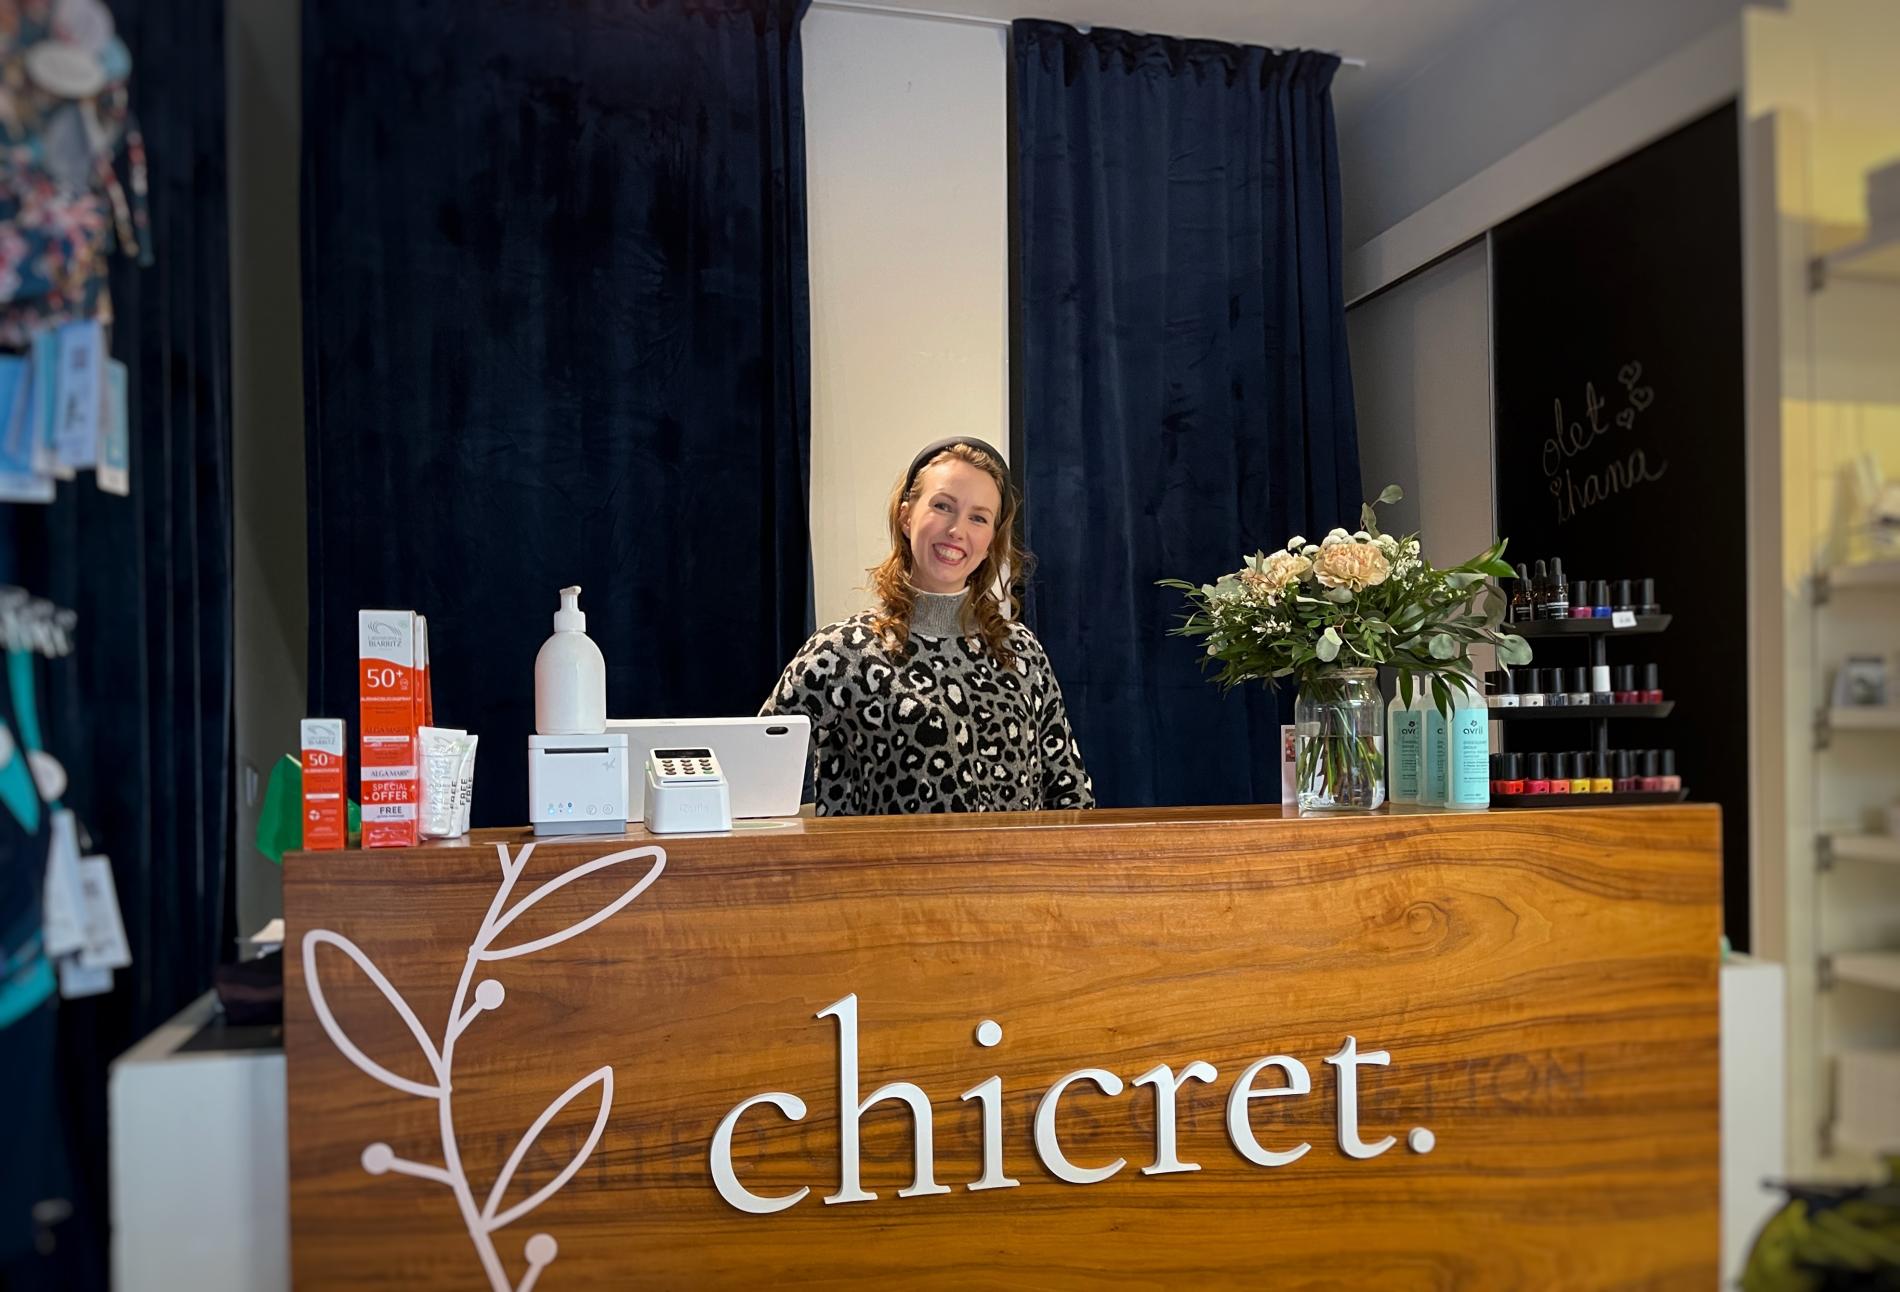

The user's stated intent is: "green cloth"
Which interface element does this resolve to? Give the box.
[255,753,359,864]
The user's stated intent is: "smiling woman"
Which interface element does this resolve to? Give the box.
[760,439,1094,816]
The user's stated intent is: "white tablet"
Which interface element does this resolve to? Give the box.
[605,716,810,822]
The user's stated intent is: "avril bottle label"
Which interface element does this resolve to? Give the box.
[1392,712,1422,799]
[1452,709,1490,805]
[1422,708,1447,803]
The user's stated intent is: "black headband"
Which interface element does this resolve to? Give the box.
[902,437,1009,497]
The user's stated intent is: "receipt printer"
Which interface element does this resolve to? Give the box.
[528,732,630,835]
[645,747,732,834]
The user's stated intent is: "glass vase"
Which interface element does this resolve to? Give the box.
[1294,668,1386,812]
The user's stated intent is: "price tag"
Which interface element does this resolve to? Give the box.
[1610,610,1637,629]
[77,856,132,970]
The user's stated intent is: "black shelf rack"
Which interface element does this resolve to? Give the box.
[1495,702,1674,721]
[1491,788,1689,810]
[1495,613,1681,805]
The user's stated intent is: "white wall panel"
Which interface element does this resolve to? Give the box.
[803,9,1009,627]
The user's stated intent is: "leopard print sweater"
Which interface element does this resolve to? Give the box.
[760,590,1095,817]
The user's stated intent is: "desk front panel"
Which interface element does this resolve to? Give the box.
[285,807,1721,1289]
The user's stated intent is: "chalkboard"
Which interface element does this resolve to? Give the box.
[1492,103,1748,946]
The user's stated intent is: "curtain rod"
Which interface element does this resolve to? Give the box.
[807,0,1369,67]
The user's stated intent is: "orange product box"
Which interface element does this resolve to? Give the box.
[415,614,433,731]
[359,609,419,848]
[300,718,347,851]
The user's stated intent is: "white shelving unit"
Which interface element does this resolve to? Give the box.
[1820,706,1900,735]
[1823,833,1900,868]
[1748,61,1900,1183]
[1809,549,1900,1170]
[1814,559,1900,601]
[1827,951,1900,994]
[1811,228,1900,290]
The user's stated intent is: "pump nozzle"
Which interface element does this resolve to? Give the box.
[553,585,586,633]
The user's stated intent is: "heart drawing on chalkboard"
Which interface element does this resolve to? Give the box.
[1616,408,1636,429]
[1617,361,1655,412]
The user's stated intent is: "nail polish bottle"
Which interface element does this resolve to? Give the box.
[1637,577,1660,616]
[1556,751,1578,793]
[1590,663,1613,705]
[1519,668,1545,707]
[1543,558,1570,619]
[1640,663,1663,704]
[1541,667,1567,707]
[1567,666,1591,706]
[1571,751,1594,794]
[1592,579,1612,618]
[1501,752,1526,796]
[1486,669,1519,709]
[1511,563,1533,622]
[1613,664,1637,705]
[1569,580,1593,619]
[1613,578,1635,614]
[1639,749,1663,792]
[1614,750,1638,793]
[1590,749,1614,794]
[1526,752,1552,795]
[1547,752,1571,794]
[1530,560,1549,618]
[1659,749,1680,793]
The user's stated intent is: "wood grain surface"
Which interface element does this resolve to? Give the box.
[284,805,1722,1290]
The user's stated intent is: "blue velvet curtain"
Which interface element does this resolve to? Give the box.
[1012,21,1362,808]
[302,0,813,823]
[0,0,233,1283]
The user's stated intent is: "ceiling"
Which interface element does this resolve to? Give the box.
[822,0,1520,121]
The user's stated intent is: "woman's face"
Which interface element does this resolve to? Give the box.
[904,458,1002,595]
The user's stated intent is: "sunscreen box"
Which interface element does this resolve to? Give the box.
[300,718,347,851]
[415,615,433,732]
[359,610,419,848]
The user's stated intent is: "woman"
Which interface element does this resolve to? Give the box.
[762,437,1094,816]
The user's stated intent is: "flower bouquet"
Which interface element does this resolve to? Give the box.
[1159,486,1533,811]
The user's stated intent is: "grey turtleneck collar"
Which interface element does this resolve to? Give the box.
[910,588,973,639]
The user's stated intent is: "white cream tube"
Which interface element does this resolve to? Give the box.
[418,725,468,838]
[453,734,479,837]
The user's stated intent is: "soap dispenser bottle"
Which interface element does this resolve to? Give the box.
[535,585,606,735]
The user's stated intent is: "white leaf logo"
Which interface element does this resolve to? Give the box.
[303,930,443,1098]
[483,1066,614,1232]
[481,845,667,962]
[302,841,666,1292]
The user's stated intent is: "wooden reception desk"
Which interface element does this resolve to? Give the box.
[284,804,1721,1290]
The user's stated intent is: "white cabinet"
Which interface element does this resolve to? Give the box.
[108,992,288,1292]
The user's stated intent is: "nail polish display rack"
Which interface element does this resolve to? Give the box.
[1489,614,1689,808]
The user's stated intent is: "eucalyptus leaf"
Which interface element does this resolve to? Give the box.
[1428,632,1457,660]
[1496,633,1533,666]
[1316,626,1342,662]
[1325,587,1353,604]
[1377,484,1403,505]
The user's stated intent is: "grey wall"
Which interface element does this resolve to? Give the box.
[228,0,305,936]
[1338,0,1753,249]
[1346,241,1495,566]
